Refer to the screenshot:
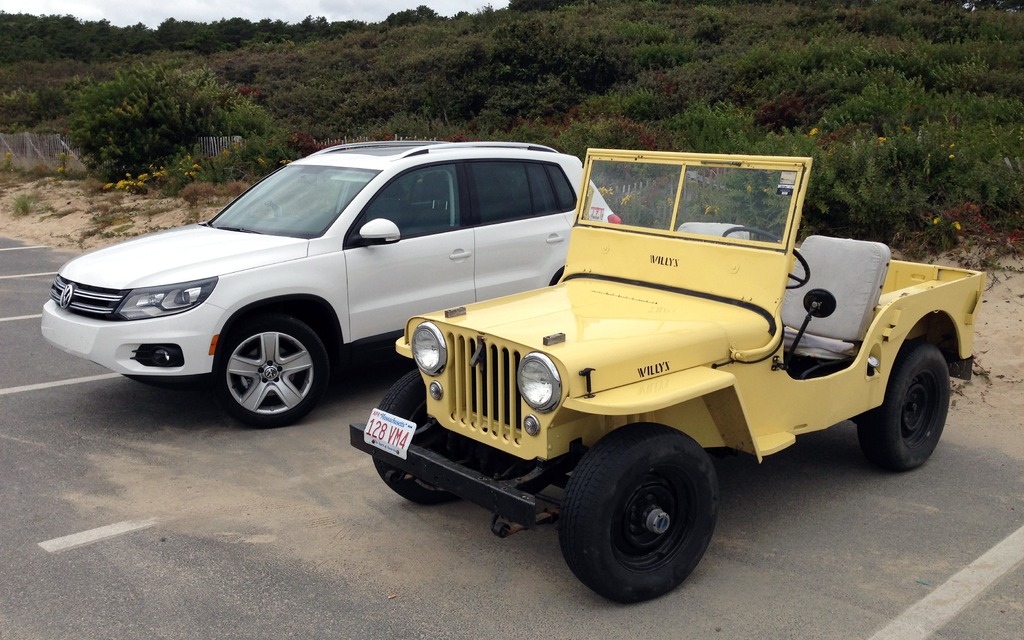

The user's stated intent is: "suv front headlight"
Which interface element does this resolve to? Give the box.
[412,322,447,375]
[116,277,218,320]
[518,353,561,413]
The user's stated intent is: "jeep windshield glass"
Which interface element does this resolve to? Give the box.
[582,159,798,245]
[211,165,379,238]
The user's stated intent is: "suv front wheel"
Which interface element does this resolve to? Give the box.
[215,313,329,428]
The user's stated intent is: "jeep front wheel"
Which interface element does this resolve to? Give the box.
[372,370,457,505]
[559,423,719,603]
[856,341,950,471]
[216,313,329,428]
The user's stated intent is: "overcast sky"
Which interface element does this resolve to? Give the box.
[2,1,510,28]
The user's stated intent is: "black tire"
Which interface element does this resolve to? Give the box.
[856,341,950,471]
[215,313,329,428]
[372,370,457,505]
[559,423,719,603]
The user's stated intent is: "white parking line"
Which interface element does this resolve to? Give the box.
[0,314,42,323]
[0,271,56,280]
[38,518,159,553]
[868,522,1024,640]
[0,373,121,397]
[0,245,46,251]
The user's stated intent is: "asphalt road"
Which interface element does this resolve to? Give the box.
[1,237,1022,639]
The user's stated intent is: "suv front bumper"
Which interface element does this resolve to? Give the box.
[41,299,223,377]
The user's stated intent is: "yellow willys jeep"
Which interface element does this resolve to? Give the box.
[351,149,985,603]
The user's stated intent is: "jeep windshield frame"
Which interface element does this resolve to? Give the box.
[576,150,810,253]
[563,150,813,344]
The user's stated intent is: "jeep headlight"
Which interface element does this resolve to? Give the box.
[518,353,561,413]
[117,277,218,320]
[412,322,447,375]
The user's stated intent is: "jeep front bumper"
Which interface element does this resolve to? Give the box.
[350,423,556,529]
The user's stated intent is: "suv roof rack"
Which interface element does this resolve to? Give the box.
[309,140,559,159]
[309,140,442,157]
[400,142,558,158]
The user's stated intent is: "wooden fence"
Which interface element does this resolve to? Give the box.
[0,133,84,170]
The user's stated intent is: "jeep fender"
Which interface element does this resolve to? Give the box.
[563,367,761,458]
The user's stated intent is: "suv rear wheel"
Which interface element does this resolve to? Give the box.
[215,313,329,428]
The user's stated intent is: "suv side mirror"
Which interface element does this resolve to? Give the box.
[356,218,401,246]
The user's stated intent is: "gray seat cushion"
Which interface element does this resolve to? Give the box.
[782,235,891,349]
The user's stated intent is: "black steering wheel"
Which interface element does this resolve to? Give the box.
[722,225,781,242]
[722,226,810,289]
[787,249,810,289]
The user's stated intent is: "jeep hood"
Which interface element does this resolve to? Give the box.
[427,278,776,395]
[58,225,308,289]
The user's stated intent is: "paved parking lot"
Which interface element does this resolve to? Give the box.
[1,236,1022,639]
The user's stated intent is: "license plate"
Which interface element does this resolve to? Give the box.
[364,408,417,460]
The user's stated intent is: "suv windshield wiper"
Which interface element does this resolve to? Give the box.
[213,225,262,234]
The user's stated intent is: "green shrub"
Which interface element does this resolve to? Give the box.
[69,64,280,182]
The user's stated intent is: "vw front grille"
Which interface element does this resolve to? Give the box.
[50,275,129,319]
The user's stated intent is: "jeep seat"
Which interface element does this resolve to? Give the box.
[782,235,891,361]
[677,221,750,240]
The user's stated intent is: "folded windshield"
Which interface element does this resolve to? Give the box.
[582,158,800,245]
[211,165,379,238]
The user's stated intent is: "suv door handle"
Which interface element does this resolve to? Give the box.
[449,249,472,261]
[546,233,565,245]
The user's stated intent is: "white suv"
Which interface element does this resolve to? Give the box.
[42,141,583,427]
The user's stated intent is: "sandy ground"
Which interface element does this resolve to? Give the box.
[2,173,1022,455]
[0,174,225,251]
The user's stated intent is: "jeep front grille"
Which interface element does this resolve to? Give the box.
[449,332,523,445]
[50,275,129,320]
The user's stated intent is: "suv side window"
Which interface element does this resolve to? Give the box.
[360,164,460,237]
[546,164,577,212]
[470,161,531,224]
[469,161,575,225]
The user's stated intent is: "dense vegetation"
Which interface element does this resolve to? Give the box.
[1,0,1022,255]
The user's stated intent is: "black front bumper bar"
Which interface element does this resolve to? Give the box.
[350,423,544,528]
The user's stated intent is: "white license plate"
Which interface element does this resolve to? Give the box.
[364,408,417,460]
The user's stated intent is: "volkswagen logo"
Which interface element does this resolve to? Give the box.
[59,282,75,309]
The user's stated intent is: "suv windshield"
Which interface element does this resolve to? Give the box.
[211,164,379,238]
[582,158,800,245]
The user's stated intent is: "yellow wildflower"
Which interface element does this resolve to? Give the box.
[953,221,962,231]
[932,217,941,225]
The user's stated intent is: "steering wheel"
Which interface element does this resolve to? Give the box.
[722,226,811,289]
[788,249,810,289]
[264,198,283,218]
[722,225,780,242]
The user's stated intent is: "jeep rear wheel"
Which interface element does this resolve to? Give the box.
[856,341,950,471]
[559,423,719,603]
[372,370,457,505]
[216,313,329,428]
